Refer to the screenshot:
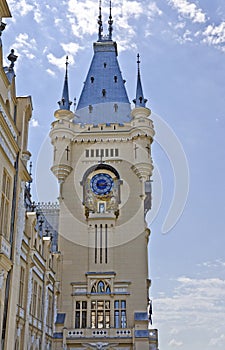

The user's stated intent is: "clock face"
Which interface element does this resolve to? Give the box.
[90,173,113,195]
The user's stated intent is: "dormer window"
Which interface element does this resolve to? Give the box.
[91,76,94,83]
[104,62,107,68]
[114,75,117,83]
[102,89,106,97]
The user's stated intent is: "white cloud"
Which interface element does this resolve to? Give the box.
[33,3,43,23]
[7,0,34,16]
[168,338,183,347]
[47,53,71,70]
[154,276,225,331]
[46,69,56,77]
[30,118,39,127]
[147,2,163,17]
[60,42,82,56]
[209,334,225,347]
[13,33,37,51]
[168,0,206,23]
[202,22,225,48]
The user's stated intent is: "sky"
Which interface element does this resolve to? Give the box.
[2,0,225,349]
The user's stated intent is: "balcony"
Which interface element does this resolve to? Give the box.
[66,328,132,339]
[0,234,11,259]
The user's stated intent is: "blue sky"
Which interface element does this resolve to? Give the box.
[3,0,225,349]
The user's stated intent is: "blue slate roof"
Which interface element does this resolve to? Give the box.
[55,313,66,324]
[75,40,131,124]
[135,330,149,338]
[134,312,149,321]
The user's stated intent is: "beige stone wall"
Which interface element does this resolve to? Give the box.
[50,107,158,349]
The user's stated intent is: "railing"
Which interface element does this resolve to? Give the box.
[66,328,132,339]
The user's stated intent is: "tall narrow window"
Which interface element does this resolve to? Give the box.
[47,294,53,327]
[100,224,103,264]
[95,225,97,264]
[91,300,110,329]
[75,301,87,328]
[32,281,37,316]
[37,286,42,320]
[18,267,25,307]
[105,224,108,264]
[0,170,11,238]
[114,300,127,328]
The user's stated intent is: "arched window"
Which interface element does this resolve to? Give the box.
[91,285,96,293]
[91,280,111,294]
[97,281,105,293]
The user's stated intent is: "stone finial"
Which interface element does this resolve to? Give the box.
[7,49,18,70]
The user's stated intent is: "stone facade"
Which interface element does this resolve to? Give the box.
[0,1,159,350]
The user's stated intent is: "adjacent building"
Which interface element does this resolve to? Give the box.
[0,1,57,349]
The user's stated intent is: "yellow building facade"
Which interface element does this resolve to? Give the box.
[0,1,57,349]
[0,1,159,349]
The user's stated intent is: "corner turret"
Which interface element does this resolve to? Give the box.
[133,54,147,108]
[54,56,73,120]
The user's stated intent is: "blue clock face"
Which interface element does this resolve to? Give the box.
[91,173,113,195]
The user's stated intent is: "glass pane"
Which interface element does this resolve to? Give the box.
[82,301,87,309]
[105,301,110,309]
[97,311,104,328]
[105,310,110,328]
[91,301,96,309]
[97,301,104,309]
[114,300,119,309]
[114,310,120,328]
[121,311,127,328]
[106,286,111,293]
[75,311,80,328]
[97,281,105,293]
[76,301,81,309]
[121,300,126,309]
[91,311,96,328]
[82,311,87,328]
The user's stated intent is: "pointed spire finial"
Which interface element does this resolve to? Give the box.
[137,53,140,73]
[58,56,72,110]
[133,53,148,108]
[98,0,103,41]
[65,55,69,77]
[108,0,113,40]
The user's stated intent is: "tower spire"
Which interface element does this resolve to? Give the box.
[133,53,147,108]
[98,0,103,41]
[58,56,72,110]
[108,0,113,40]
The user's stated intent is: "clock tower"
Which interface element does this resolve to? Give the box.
[50,3,159,350]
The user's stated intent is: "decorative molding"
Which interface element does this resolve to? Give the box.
[0,102,17,140]
[0,125,16,164]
